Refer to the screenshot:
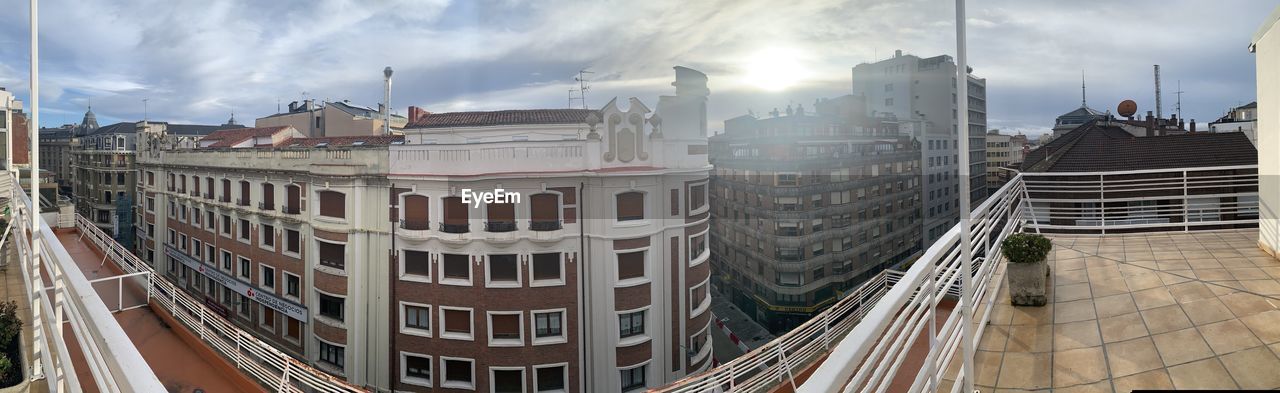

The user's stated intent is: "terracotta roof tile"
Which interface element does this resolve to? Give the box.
[200,126,291,148]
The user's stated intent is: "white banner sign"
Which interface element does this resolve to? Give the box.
[165,244,309,322]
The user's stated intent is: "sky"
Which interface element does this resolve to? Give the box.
[0,0,1273,138]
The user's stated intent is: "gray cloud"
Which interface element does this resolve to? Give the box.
[0,0,1271,138]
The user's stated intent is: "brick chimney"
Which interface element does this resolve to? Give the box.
[1145,111,1155,137]
[408,106,430,124]
[1190,119,1196,133]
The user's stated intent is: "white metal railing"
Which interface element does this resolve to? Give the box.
[9,173,166,392]
[73,214,367,393]
[657,165,1259,393]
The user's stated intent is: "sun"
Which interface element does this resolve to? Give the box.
[741,48,809,92]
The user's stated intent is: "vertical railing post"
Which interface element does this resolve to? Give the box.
[1183,170,1190,231]
[1099,174,1106,234]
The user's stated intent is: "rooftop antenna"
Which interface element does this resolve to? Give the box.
[567,88,578,109]
[1081,69,1087,107]
[574,69,594,110]
[1174,80,1184,120]
[1153,65,1162,119]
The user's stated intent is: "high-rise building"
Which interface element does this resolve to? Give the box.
[709,95,923,333]
[852,50,987,248]
[135,67,713,392]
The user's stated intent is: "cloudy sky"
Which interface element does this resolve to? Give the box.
[0,0,1273,137]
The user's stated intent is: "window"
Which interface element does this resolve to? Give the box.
[616,192,644,221]
[533,310,564,342]
[260,265,276,290]
[487,254,519,286]
[620,365,647,392]
[221,179,231,202]
[442,358,474,389]
[221,214,232,236]
[403,303,431,334]
[318,190,346,219]
[488,312,522,344]
[238,180,250,206]
[531,253,562,285]
[492,368,525,393]
[260,224,275,247]
[535,365,567,392]
[285,184,302,214]
[402,250,431,279]
[690,280,709,315]
[286,229,300,254]
[146,171,155,186]
[285,273,300,298]
[442,196,469,233]
[205,211,215,230]
[318,241,345,270]
[442,253,470,284]
[318,340,344,371]
[617,250,645,281]
[261,183,275,210]
[486,201,516,232]
[221,250,233,271]
[402,194,429,230]
[319,292,344,322]
[401,353,432,387]
[260,306,276,331]
[442,307,473,339]
[239,219,250,241]
[238,257,251,279]
[619,310,646,338]
[689,233,707,264]
[529,193,560,230]
[689,184,706,212]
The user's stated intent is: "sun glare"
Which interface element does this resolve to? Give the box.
[741,48,809,92]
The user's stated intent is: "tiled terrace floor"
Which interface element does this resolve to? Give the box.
[977,229,1280,392]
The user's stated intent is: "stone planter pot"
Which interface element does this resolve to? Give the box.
[1007,255,1050,307]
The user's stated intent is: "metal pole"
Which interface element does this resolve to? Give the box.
[954,1,976,393]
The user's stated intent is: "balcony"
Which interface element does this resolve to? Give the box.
[657,164,1268,393]
[400,219,430,231]
[282,204,301,215]
[258,201,274,211]
[236,198,250,207]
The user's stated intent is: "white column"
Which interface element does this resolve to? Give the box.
[954,1,976,393]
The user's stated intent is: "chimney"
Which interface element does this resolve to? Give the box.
[895,49,903,58]
[1145,111,1155,137]
[408,106,430,124]
[1178,118,1184,131]
[288,101,299,112]
[1190,119,1196,133]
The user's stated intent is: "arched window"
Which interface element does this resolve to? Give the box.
[530,194,561,231]
[402,195,429,230]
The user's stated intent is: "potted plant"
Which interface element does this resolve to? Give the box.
[1002,233,1052,306]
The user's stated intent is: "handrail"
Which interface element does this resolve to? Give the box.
[9,173,167,392]
[73,213,368,392]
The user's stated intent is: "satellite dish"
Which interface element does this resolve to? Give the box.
[1117,100,1137,118]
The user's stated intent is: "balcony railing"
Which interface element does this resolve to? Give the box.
[529,219,562,231]
[282,205,301,215]
[485,220,517,232]
[656,165,1259,393]
[258,202,274,211]
[440,222,470,233]
[400,219,430,231]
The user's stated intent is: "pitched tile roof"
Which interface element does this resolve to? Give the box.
[168,123,244,136]
[200,126,291,148]
[408,109,598,128]
[278,135,403,147]
[1022,121,1256,172]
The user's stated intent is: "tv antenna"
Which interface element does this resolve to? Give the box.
[573,69,594,110]
[1174,80,1184,120]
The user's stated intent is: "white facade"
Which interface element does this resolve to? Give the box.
[1257,6,1280,256]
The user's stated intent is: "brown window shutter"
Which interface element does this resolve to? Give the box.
[240,181,250,204]
[319,191,346,218]
[319,242,345,269]
[532,253,560,281]
[404,250,431,276]
[443,254,469,279]
[443,197,468,224]
[530,194,559,221]
[488,255,518,281]
[488,202,514,222]
[618,251,644,279]
[671,189,679,215]
[492,314,520,338]
[404,195,429,229]
[288,317,300,337]
[690,185,705,210]
[445,309,470,333]
[617,192,644,221]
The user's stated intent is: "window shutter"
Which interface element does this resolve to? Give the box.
[404,195,429,229]
[617,251,644,279]
[443,197,468,225]
[445,309,470,333]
